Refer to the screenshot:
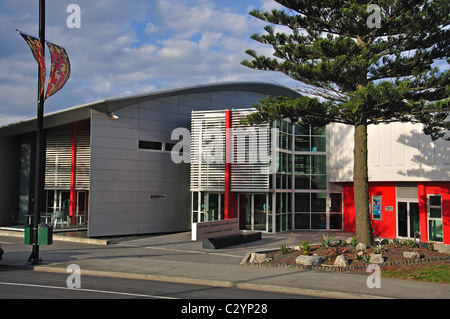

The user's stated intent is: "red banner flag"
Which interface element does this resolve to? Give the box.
[17,30,46,98]
[45,42,71,99]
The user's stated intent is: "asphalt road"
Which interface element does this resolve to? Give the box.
[0,268,322,300]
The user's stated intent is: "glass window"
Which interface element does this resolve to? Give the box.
[207,194,219,221]
[429,220,443,242]
[295,175,310,189]
[428,195,443,242]
[311,136,326,152]
[330,213,342,229]
[277,120,292,134]
[295,136,310,151]
[295,193,310,212]
[329,193,343,230]
[295,213,310,229]
[311,175,327,190]
[311,213,326,229]
[295,155,310,174]
[220,194,225,220]
[276,193,292,214]
[278,152,292,174]
[311,155,326,174]
[312,126,326,136]
[430,207,442,219]
[276,174,292,189]
[329,193,342,213]
[254,195,267,231]
[295,124,310,136]
[46,190,55,215]
[429,195,441,206]
[311,193,327,212]
[200,192,205,222]
[139,141,163,151]
[279,132,292,151]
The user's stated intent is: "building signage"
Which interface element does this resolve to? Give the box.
[192,219,239,241]
[150,194,166,200]
[372,195,382,220]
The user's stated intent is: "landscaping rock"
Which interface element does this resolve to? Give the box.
[334,255,348,267]
[403,251,421,259]
[356,243,367,251]
[295,255,322,266]
[369,253,384,264]
[346,237,354,244]
[249,253,271,264]
[434,243,450,254]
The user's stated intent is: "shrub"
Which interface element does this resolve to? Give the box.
[300,240,310,255]
[320,234,336,247]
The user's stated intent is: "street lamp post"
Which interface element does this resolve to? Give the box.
[28,0,46,264]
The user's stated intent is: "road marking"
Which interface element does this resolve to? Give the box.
[0,281,178,299]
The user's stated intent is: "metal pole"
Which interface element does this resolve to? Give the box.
[28,0,45,264]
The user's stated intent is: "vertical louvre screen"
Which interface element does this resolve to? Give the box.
[45,132,72,189]
[190,109,270,192]
[75,131,90,190]
[45,130,90,190]
[190,111,226,191]
[230,110,270,191]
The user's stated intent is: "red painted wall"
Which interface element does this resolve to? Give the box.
[369,183,397,239]
[418,182,450,244]
[343,182,397,239]
[343,183,355,233]
[343,181,450,244]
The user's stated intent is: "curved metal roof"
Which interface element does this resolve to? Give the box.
[0,82,300,137]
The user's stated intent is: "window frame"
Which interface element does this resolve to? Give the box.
[427,194,443,242]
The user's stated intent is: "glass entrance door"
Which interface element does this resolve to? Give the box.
[45,190,70,228]
[239,194,268,232]
[254,194,267,231]
[76,191,88,225]
[397,200,420,238]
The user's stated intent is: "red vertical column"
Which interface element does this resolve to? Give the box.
[224,110,231,220]
[69,122,78,225]
[417,183,428,243]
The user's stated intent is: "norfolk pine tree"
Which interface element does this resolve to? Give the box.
[241,0,449,245]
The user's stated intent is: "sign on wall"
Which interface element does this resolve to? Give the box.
[372,196,382,220]
[150,194,166,200]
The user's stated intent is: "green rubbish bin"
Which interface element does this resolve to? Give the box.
[38,223,53,246]
[24,225,32,245]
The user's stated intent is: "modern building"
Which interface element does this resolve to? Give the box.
[0,82,299,237]
[0,81,448,244]
[190,109,450,244]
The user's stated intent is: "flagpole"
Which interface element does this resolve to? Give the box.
[28,0,45,264]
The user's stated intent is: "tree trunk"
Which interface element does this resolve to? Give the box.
[353,122,374,246]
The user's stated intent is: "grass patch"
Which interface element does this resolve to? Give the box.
[382,263,450,283]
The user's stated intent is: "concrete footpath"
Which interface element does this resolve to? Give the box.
[1,230,449,299]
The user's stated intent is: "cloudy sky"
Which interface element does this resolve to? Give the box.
[0,0,294,126]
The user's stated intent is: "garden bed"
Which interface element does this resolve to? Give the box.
[244,237,450,273]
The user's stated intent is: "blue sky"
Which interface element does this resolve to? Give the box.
[0,0,292,126]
